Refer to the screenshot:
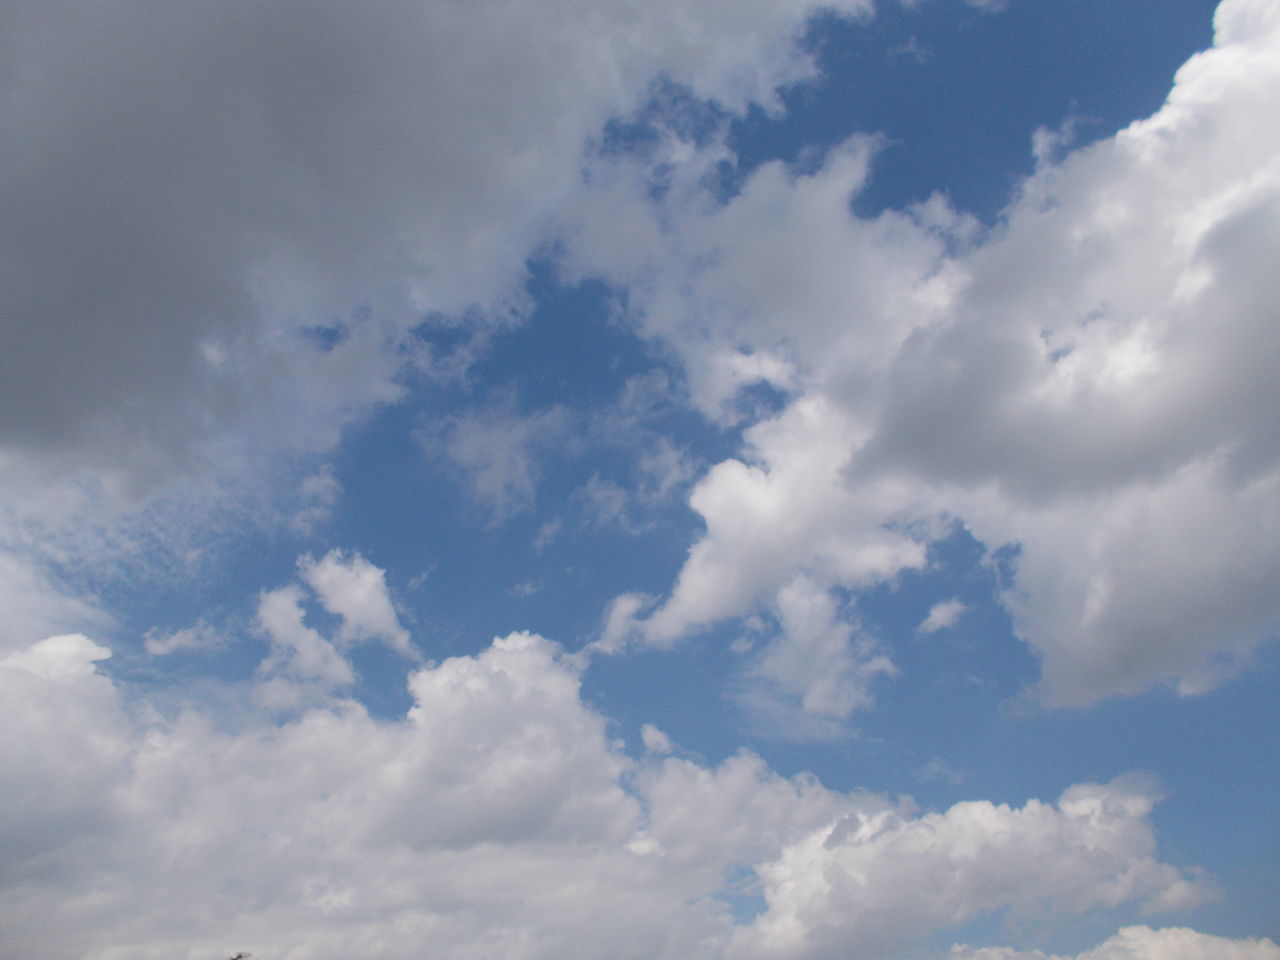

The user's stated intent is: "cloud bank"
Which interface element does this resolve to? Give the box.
[573,0,1280,706]
[0,0,873,496]
[0,626,1219,960]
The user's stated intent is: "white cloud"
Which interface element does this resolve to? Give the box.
[729,778,1214,960]
[298,549,413,656]
[573,0,1280,705]
[0,630,1211,960]
[596,591,656,654]
[255,583,356,698]
[144,620,224,657]
[641,723,675,754]
[950,925,1280,960]
[920,598,967,633]
[252,551,417,709]
[639,395,929,647]
[1,633,111,681]
[746,574,896,723]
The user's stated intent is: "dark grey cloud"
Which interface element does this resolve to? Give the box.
[0,0,872,491]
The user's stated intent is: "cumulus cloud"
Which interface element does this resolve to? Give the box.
[950,925,1280,960]
[256,583,356,697]
[573,0,1280,705]
[144,620,224,657]
[298,549,412,655]
[729,778,1214,960]
[0,550,109,655]
[252,551,416,709]
[0,628,1212,960]
[639,395,930,647]
[641,723,675,754]
[744,574,896,725]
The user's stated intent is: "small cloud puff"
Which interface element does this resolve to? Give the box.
[145,621,224,656]
[641,723,674,754]
[919,598,967,634]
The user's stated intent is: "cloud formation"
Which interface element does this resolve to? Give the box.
[951,926,1280,960]
[2,3,1274,958]
[0,627,1215,960]
[573,0,1280,705]
[0,0,873,499]
[298,549,412,655]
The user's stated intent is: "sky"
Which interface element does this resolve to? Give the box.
[1,1,1278,958]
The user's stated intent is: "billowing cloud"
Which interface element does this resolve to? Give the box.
[0,627,1211,960]
[298,549,412,655]
[640,395,930,647]
[744,574,896,725]
[255,582,357,700]
[729,777,1213,960]
[950,925,1280,960]
[252,551,416,710]
[572,0,1280,705]
[2,3,1272,958]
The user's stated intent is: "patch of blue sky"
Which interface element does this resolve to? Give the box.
[727,0,1216,221]
[324,265,719,661]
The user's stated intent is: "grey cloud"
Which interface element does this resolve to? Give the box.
[1,0,873,495]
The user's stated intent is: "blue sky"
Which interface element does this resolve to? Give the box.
[2,2,1278,959]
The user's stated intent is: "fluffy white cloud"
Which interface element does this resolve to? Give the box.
[0,628,1211,960]
[298,549,413,656]
[729,779,1213,960]
[641,723,675,753]
[640,395,929,647]
[256,582,357,698]
[573,0,1280,705]
[950,925,1280,960]
[745,574,896,724]
[252,551,416,710]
